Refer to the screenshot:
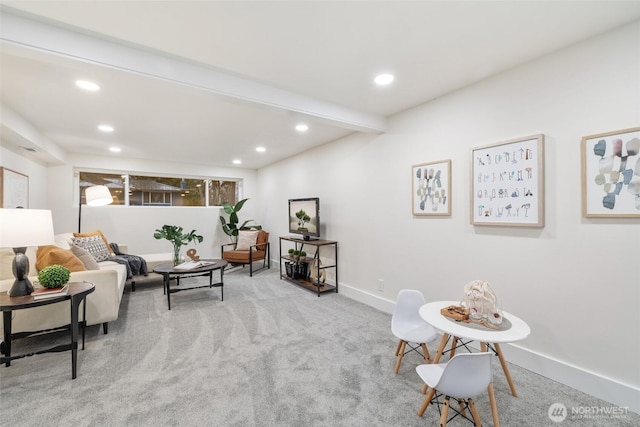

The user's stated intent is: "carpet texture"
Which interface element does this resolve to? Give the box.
[1,269,637,426]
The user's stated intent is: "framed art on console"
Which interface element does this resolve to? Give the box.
[412,159,451,216]
[470,135,544,227]
[581,127,640,218]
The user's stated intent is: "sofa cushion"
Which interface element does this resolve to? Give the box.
[54,233,75,250]
[70,244,100,270]
[73,229,114,254]
[71,235,111,262]
[36,245,86,272]
[236,230,259,251]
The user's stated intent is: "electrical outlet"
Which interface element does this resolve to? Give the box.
[377,278,384,292]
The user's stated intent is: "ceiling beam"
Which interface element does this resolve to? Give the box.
[0,9,387,134]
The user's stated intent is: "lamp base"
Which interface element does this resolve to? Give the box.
[8,278,34,297]
[8,250,33,297]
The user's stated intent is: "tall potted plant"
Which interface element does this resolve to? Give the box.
[153,225,203,266]
[219,198,261,244]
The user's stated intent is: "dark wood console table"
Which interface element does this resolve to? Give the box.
[0,281,95,379]
[279,237,338,297]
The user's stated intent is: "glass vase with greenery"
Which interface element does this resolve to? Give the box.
[153,225,203,266]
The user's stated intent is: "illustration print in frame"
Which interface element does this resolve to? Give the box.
[470,134,544,227]
[581,126,640,218]
[1,167,29,208]
[412,159,451,216]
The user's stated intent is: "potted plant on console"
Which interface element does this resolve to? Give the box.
[153,225,203,266]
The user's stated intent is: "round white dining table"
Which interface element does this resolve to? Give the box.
[419,300,531,427]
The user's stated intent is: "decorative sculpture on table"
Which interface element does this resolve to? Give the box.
[461,280,503,326]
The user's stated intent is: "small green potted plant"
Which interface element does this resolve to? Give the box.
[153,225,203,266]
[38,264,71,288]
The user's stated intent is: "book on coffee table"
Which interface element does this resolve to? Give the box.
[32,284,70,300]
[173,260,216,270]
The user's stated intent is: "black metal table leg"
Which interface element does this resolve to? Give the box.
[3,311,11,367]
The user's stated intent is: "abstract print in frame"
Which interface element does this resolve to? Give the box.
[471,135,544,227]
[581,127,640,218]
[412,159,451,216]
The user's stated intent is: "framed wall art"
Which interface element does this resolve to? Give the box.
[412,159,451,216]
[1,167,29,208]
[470,134,544,227]
[581,127,640,218]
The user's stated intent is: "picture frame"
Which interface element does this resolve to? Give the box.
[470,134,544,227]
[1,167,29,208]
[412,159,451,216]
[581,127,640,218]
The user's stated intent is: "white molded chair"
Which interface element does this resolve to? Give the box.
[416,352,494,426]
[391,289,437,374]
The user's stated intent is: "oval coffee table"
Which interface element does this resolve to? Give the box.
[153,260,227,310]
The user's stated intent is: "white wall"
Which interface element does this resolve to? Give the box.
[258,21,640,411]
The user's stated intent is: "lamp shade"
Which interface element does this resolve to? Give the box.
[85,185,113,206]
[0,209,55,248]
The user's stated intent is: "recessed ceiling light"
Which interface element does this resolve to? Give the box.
[98,124,114,133]
[374,73,394,86]
[296,124,309,132]
[109,147,121,153]
[233,159,242,165]
[256,147,266,153]
[76,80,100,91]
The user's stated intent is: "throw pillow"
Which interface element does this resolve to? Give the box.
[36,245,86,272]
[73,229,114,254]
[235,230,259,251]
[71,235,111,262]
[70,244,100,270]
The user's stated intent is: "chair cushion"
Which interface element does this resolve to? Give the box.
[222,250,266,264]
[236,230,259,251]
[36,245,86,272]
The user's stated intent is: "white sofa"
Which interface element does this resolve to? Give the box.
[1,233,130,335]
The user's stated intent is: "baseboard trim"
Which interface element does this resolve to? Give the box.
[339,282,640,415]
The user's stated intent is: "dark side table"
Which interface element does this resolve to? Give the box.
[0,281,95,379]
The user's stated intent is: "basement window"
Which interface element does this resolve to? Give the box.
[78,172,239,207]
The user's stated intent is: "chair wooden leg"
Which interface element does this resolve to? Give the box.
[487,383,500,427]
[421,342,431,363]
[457,399,468,419]
[394,341,407,374]
[417,387,436,416]
[421,383,427,394]
[395,339,403,356]
[439,397,451,427]
[468,398,482,426]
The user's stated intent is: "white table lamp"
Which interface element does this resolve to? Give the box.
[0,209,55,296]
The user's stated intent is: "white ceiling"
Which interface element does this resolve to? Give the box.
[1,1,639,169]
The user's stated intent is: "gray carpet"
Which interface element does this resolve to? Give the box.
[1,269,637,426]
